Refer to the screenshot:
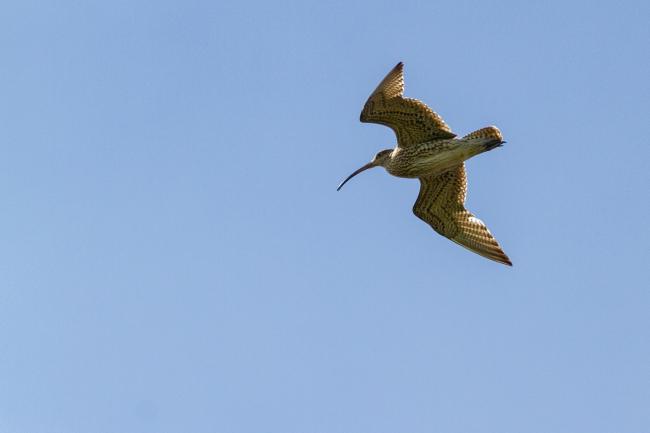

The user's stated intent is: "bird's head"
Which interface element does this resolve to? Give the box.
[337,149,393,191]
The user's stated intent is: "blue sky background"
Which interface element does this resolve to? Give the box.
[1,1,649,432]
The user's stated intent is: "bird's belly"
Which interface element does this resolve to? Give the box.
[388,151,464,178]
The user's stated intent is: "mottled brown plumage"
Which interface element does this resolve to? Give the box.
[360,63,455,146]
[338,62,512,266]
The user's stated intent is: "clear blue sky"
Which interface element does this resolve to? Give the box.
[1,1,648,432]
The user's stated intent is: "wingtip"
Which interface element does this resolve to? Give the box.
[499,252,513,266]
[489,253,512,266]
[492,250,512,266]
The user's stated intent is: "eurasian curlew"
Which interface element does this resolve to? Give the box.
[338,62,512,266]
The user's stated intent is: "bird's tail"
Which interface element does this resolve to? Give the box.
[463,126,504,151]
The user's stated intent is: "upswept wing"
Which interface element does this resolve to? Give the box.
[412,164,512,266]
[360,62,455,148]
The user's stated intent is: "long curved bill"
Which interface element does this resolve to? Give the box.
[337,162,376,191]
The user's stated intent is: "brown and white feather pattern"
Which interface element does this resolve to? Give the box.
[463,126,503,141]
[413,163,512,266]
[360,62,455,148]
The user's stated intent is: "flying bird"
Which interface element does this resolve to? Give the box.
[338,62,512,266]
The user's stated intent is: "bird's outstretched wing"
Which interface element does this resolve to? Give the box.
[413,164,512,266]
[360,62,455,148]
